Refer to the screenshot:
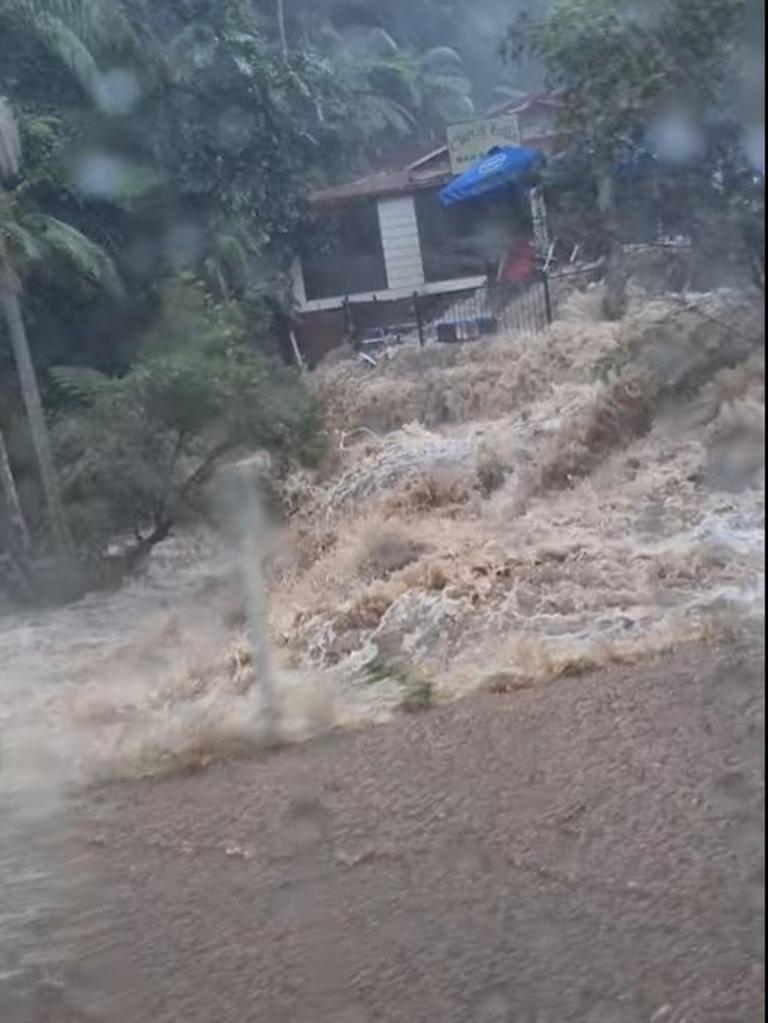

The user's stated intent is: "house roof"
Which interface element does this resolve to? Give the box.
[309,167,443,205]
[310,92,565,207]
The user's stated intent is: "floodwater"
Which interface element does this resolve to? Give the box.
[0,288,764,1014]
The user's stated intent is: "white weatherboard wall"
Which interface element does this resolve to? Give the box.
[377,195,425,291]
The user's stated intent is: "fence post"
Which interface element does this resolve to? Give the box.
[542,271,553,325]
[413,291,425,346]
[343,297,356,349]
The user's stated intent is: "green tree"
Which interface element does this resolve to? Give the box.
[2,0,546,587]
[505,0,757,307]
[0,97,80,565]
[51,275,324,565]
[325,28,476,162]
[506,0,749,165]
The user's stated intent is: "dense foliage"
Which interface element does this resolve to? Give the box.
[52,275,324,553]
[1,0,524,589]
[0,0,761,599]
[505,0,764,277]
[0,0,518,375]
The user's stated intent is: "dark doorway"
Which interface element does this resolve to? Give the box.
[415,186,532,283]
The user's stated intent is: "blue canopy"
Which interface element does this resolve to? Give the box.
[439,146,545,207]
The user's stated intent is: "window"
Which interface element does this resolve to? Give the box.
[301,199,387,301]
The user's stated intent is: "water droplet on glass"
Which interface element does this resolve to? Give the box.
[743,123,765,174]
[75,154,127,199]
[216,107,255,153]
[163,224,204,267]
[281,798,330,851]
[95,69,141,115]
[271,880,326,925]
[647,111,704,165]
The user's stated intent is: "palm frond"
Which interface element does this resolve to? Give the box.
[422,46,465,72]
[22,214,124,299]
[49,364,113,403]
[0,215,45,269]
[33,12,101,100]
[23,0,138,55]
[425,73,474,97]
[3,0,143,99]
[359,94,415,135]
[366,59,422,110]
[341,26,399,60]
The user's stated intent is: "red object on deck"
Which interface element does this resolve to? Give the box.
[499,238,536,284]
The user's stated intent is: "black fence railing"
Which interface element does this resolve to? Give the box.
[346,265,599,354]
[414,274,553,345]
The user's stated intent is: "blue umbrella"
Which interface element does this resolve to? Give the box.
[439,146,545,207]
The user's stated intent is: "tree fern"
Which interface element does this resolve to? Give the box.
[49,364,113,402]
[422,46,465,72]
[31,12,102,100]
[1,208,44,270]
[22,213,123,299]
[2,0,142,101]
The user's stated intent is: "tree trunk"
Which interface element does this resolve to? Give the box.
[0,423,34,600]
[0,273,78,571]
[276,0,288,59]
[0,422,29,549]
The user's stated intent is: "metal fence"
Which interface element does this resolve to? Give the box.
[346,265,599,355]
[414,275,553,345]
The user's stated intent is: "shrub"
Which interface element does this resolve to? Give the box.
[51,276,325,555]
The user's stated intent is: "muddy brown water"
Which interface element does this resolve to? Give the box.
[4,630,762,1023]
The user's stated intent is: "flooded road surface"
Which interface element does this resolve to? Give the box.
[0,293,764,1018]
[52,630,765,1023]
[0,532,238,1020]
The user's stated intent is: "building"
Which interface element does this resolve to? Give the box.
[291,93,562,365]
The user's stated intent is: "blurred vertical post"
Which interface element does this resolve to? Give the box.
[530,188,550,256]
[223,457,275,733]
[343,296,356,349]
[413,291,425,346]
[542,271,553,325]
[289,329,306,372]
